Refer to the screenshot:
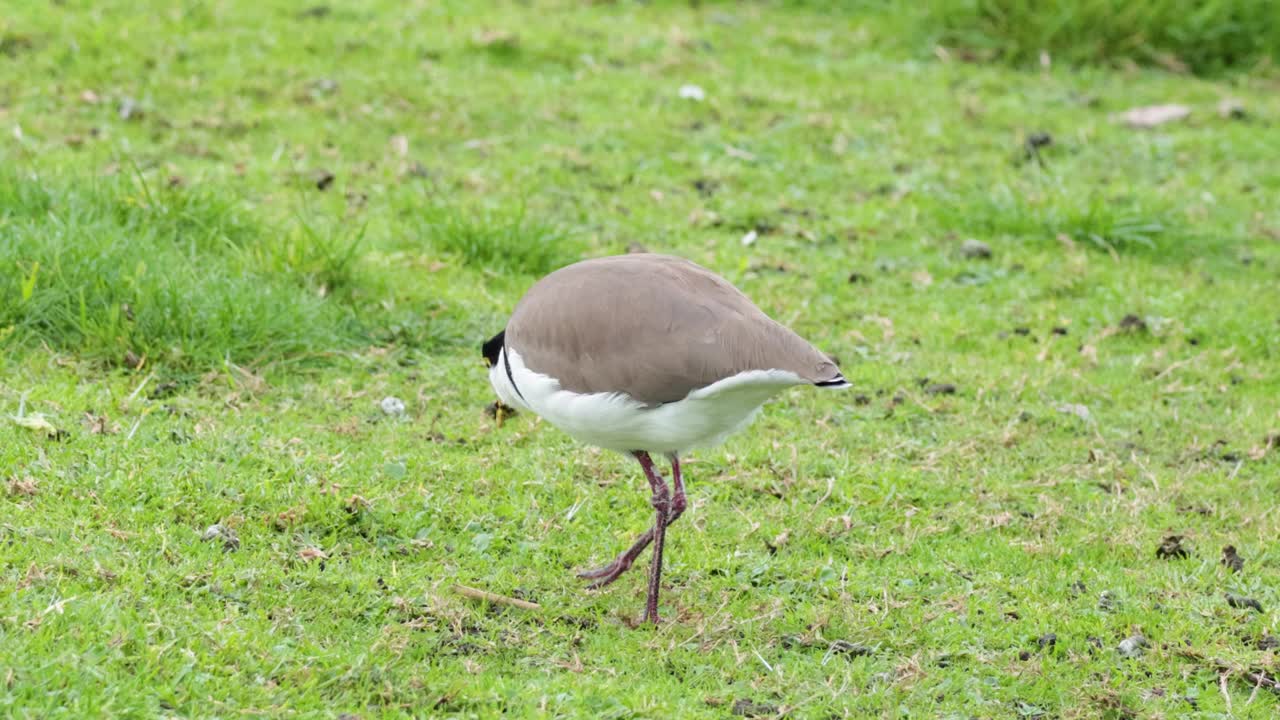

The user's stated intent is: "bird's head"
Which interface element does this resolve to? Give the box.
[481,330,505,368]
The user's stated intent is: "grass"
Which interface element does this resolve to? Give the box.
[916,0,1280,74]
[0,172,370,369]
[3,0,1280,717]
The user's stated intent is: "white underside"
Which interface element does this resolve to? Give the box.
[489,347,807,454]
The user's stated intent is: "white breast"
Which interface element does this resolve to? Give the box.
[490,347,805,454]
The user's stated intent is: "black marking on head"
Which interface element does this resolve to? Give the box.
[482,330,505,368]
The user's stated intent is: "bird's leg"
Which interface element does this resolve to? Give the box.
[667,452,687,522]
[577,453,688,588]
[636,451,672,624]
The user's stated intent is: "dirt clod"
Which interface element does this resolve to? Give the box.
[731,699,778,718]
[1226,593,1263,613]
[1026,131,1052,149]
[7,476,39,497]
[1222,545,1244,573]
[1037,633,1057,650]
[1156,535,1190,560]
[1118,314,1147,332]
[315,170,335,191]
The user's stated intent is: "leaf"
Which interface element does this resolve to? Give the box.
[20,261,38,302]
[10,414,60,437]
[1120,104,1190,128]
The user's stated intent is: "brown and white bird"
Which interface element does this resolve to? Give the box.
[483,253,847,624]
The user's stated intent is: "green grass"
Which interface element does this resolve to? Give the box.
[0,172,371,369]
[3,0,1280,717]
[917,0,1280,74]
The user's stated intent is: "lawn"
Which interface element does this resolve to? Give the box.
[3,1,1280,717]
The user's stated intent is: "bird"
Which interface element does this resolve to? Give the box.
[482,253,847,624]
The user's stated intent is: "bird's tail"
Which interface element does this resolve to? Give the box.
[814,374,851,389]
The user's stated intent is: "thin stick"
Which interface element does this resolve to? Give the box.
[452,584,541,611]
[126,371,155,403]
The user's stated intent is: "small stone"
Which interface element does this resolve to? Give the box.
[201,524,240,552]
[1117,634,1148,658]
[380,396,407,417]
[1217,98,1246,120]
[1056,403,1091,423]
[959,238,992,259]
[678,84,706,101]
[1098,591,1118,612]
[118,97,142,121]
[1037,633,1057,650]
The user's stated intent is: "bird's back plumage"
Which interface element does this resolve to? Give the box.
[505,253,844,405]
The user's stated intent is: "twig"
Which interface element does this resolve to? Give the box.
[812,476,834,509]
[452,584,541,611]
[126,371,155,403]
[1221,671,1233,714]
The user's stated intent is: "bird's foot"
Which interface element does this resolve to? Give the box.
[577,529,654,588]
[576,559,631,588]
